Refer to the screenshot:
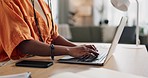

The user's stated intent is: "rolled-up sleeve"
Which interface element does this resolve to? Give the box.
[0,1,33,59]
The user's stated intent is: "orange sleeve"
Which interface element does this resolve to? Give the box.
[52,24,59,40]
[0,1,33,58]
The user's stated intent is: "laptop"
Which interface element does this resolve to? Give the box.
[58,16,127,66]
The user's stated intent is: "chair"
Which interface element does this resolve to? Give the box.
[70,27,92,42]
[90,27,102,42]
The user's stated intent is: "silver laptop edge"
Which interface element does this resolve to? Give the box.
[104,16,127,65]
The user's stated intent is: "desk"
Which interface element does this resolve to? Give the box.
[0,43,148,78]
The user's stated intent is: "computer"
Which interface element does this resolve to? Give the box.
[58,16,127,66]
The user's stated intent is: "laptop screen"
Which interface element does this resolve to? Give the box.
[104,16,127,64]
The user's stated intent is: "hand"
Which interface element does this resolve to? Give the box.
[83,44,98,51]
[83,44,99,56]
[67,45,99,58]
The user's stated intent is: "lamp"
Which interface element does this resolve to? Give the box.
[111,0,130,11]
[111,0,142,48]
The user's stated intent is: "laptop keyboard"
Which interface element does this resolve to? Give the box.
[77,45,110,62]
[77,51,108,62]
[58,45,110,63]
[77,54,98,62]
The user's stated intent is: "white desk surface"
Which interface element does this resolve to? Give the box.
[0,43,148,78]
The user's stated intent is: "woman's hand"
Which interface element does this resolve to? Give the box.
[67,45,99,58]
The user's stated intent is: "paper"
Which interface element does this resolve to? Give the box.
[0,72,31,78]
[50,72,87,78]
[49,68,146,78]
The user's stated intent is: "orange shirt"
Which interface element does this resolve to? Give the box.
[0,0,59,61]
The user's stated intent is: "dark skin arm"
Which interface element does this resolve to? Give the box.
[18,35,99,58]
[52,35,76,47]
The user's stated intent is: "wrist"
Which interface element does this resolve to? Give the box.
[50,44,54,60]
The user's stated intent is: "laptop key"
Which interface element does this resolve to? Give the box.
[84,55,98,62]
[78,54,98,62]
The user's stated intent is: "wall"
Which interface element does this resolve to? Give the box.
[58,0,69,24]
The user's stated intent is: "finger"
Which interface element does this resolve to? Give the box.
[91,45,98,51]
[82,44,89,48]
[79,50,89,56]
[78,54,90,61]
[81,54,90,59]
[82,46,97,54]
[85,45,97,51]
[88,49,99,56]
[81,46,98,57]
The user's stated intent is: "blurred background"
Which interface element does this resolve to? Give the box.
[46,0,148,46]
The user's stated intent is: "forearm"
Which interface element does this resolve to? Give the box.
[18,40,69,56]
[53,35,76,47]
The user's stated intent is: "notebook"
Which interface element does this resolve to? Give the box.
[58,16,127,66]
[0,72,31,78]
